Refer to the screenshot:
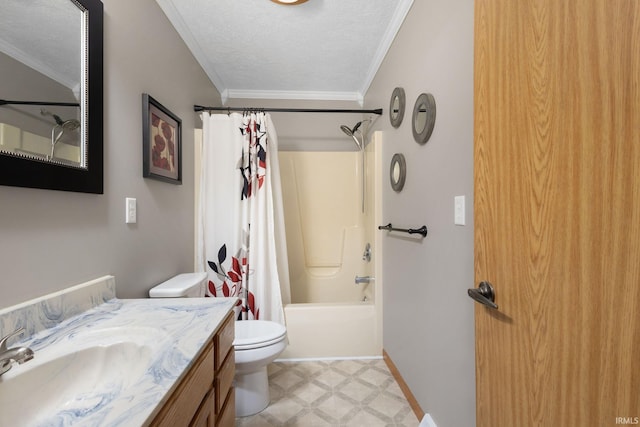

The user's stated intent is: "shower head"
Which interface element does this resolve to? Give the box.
[51,118,81,152]
[340,120,369,213]
[61,119,80,131]
[41,109,80,131]
[340,124,354,137]
[40,109,65,126]
[340,122,364,150]
[340,121,363,137]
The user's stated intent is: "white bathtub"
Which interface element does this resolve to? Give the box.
[280,301,381,359]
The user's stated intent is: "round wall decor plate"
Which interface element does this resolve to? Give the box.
[412,93,436,145]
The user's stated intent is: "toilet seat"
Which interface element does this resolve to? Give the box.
[234,320,286,351]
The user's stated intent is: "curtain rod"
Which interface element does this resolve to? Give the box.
[194,105,383,115]
[0,99,80,107]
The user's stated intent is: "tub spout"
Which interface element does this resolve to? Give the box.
[355,275,374,285]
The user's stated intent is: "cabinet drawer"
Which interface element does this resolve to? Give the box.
[215,312,234,370]
[216,387,235,427]
[151,342,214,427]
[215,350,235,414]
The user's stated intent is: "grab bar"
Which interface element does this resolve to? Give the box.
[378,223,428,237]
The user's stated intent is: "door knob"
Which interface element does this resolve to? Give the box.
[468,281,498,309]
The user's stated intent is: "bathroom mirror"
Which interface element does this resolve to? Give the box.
[390,153,406,192]
[389,87,405,128]
[0,0,104,193]
[412,93,436,145]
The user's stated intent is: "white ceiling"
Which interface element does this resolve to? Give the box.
[0,0,82,92]
[156,0,414,105]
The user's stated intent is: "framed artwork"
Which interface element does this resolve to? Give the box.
[142,93,182,184]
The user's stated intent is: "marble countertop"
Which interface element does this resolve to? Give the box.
[0,277,237,426]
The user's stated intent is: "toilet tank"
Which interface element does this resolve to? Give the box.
[148,272,208,298]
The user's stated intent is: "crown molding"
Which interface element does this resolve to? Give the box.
[225,89,364,106]
[360,0,414,97]
[155,0,226,98]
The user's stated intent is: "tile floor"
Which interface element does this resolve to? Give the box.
[235,359,419,426]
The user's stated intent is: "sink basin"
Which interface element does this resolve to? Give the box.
[0,327,166,426]
[0,292,236,426]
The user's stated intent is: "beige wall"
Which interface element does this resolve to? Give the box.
[364,1,476,426]
[0,0,220,309]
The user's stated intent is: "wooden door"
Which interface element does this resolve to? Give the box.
[473,1,640,426]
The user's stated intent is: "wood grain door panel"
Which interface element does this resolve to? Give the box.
[474,1,640,425]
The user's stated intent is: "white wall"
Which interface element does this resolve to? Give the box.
[364,1,476,426]
[0,0,220,309]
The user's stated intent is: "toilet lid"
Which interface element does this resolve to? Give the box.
[234,320,287,350]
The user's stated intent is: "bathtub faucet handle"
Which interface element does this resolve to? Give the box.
[362,243,372,262]
[355,275,374,285]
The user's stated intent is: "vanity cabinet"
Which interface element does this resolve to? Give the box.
[214,311,236,426]
[151,311,235,427]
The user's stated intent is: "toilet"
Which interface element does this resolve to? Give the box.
[233,318,287,417]
[148,273,287,417]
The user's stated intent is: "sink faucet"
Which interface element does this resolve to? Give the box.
[0,328,34,377]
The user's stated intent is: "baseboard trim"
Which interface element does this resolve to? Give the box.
[382,349,425,421]
[276,355,383,362]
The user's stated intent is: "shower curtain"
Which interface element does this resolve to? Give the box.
[197,112,290,325]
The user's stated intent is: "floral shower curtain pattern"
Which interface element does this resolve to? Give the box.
[197,112,290,324]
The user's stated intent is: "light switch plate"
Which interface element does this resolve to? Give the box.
[126,197,137,224]
[454,195,465,226]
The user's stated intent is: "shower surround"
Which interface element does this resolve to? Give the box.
[278,134,383,359]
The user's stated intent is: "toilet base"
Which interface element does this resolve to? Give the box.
[235,367,270,417]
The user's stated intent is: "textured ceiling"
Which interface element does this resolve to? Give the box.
[156,0,414,104]
[0,0,82,92]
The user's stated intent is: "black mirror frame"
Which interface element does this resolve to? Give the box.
[0,0,103,194]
